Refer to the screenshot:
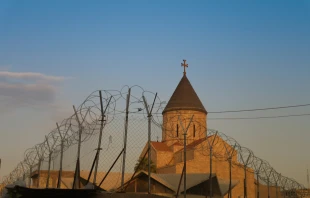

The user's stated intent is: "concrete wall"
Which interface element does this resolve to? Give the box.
[31,170,74,188]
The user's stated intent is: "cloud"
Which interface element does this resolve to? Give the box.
[0,83,56,104]
[0,71,71,82]
[0,71,71,114]
[0,65,11,71]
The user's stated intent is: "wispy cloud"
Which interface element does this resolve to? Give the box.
[0,71,72,114]
[0,83,56,104]
[0,65,11,71]
[0,71,71,82]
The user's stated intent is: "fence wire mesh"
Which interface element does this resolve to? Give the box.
[0,86,309,198]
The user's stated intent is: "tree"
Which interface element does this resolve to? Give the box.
[134,157,156,173]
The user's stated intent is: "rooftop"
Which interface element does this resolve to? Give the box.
[162,74,207,114]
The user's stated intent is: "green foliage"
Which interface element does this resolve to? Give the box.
[134,157,156,173]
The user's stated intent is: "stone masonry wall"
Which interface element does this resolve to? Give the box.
[156,135,256,198]
[162,110,207,146]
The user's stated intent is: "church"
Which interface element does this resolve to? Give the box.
[128,60,278,198]
[20,60,283,198]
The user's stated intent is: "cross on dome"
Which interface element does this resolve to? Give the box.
[181,59,188,75]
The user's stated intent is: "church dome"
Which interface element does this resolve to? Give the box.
[162,74,207,114]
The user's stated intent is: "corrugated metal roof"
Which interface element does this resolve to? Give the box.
[134,171,215,192]
[79,171,132,191]
[128,171,239,196]
[156,173,215,192]
[216,178,239,195]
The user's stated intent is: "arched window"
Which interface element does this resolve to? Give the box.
[176,124,179,137]
[193,124,196,137]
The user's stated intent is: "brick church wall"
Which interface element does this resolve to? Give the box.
[162,110,207,146]
[157,135,257,198]
[255,182,283,198]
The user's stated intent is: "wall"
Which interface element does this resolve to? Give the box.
[162,110,207,146]
[156,135,257,198]
[31,170,74,188]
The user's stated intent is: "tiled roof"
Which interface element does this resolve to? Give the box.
[174,136,215,152]
[171,142,182,146]
[162,75,207,114]
[187,137,207,149]
[151,141,172,152]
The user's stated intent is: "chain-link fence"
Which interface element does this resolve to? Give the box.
[0,86,308,198]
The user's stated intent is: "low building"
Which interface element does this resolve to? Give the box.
[121,170,239,198]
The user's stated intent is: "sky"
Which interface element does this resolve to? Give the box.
[0,0,310,186]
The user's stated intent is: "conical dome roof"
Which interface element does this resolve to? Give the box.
[162,75,207,114]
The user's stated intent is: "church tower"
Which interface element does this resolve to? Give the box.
[162,60,207,146]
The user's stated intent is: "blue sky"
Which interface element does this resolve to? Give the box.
[0,0,310,186]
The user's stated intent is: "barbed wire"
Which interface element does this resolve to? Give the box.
[0,85,307,197]
[155,111,306,196]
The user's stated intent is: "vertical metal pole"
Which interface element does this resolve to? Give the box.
[87,152,99,185]
[35,145,43,188]
[209,147,213,198]
[244,165,247,198]
[257,174,260,198]
[74,105,82,161]
[57,139,64,188]
[93,92,111,186]
[37,159,41,188]
[283,179,288,198]
[56,122,66,189]
[46,152,52,188]
[178,115,194,198]
[147,115,151,193]
[267,179,270,198]
[207,131,217,198]
[183,125,187,198]
[121,88,131,190]
[29,166,32,188]
[73,105,82,189]
[307,168,309,190]
[229,159,232,198]
[142,93,157,195]
[224,143,236,198]
[176,165,185,198]
[45,136,52,188]
[20,162,26,181]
